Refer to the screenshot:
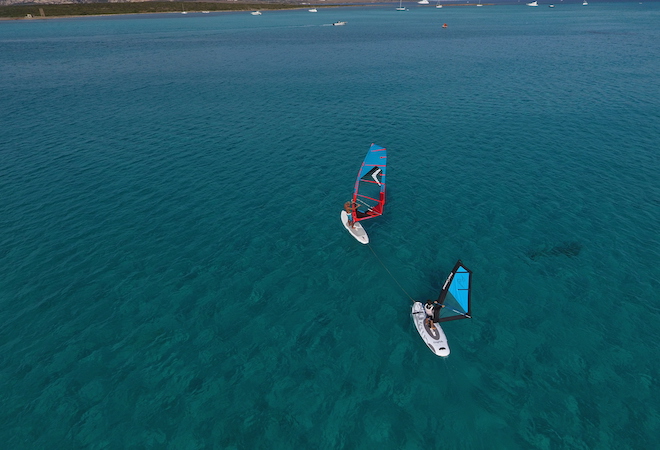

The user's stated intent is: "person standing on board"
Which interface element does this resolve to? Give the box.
[343,200,357,227]
[424,299,444,330]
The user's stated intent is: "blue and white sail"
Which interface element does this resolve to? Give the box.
[436,260,472,322]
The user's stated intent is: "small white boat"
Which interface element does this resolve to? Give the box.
[582,0,588,4]
[332,21,346,26]
[202,10,210,14]
[436,3,443,8]
[251,11,262,15]
[548,3,554,7]
[396,0,408,10]
[526,0,538,5]
[308,8,318,12]
[418,0,430,4]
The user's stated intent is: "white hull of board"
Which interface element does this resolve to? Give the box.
[340,210,368,244]
[412,302,450,357]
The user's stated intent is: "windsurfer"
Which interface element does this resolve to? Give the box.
[343,200,357,227]
[425,299,445,325]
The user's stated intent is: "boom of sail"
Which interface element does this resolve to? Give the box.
[351,143,387,223]
[436,260,472,323]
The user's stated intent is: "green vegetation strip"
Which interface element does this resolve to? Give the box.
[0,2,304,19]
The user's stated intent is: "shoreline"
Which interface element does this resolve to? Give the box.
[0,2,334,20]
[1,1,503,20]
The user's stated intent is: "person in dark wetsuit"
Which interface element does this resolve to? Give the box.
[424,299,445,332]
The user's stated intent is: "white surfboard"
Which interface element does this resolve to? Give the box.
[412,301,450,357]
[341,210,369,244]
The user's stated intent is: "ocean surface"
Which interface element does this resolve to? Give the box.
[1,2,659,448]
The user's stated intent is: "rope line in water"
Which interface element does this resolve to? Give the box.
[367,243,416,304]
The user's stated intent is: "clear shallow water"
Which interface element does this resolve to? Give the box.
[1,3,659,448]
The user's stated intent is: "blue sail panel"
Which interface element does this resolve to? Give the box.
[437,260,472,323]
[448,267,470,312]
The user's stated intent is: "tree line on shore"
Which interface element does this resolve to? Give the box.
[0,2,308,18]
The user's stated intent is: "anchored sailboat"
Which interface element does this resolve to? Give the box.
[412,260,472,357]
[340,143,387,244]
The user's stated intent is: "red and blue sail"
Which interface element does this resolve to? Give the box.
[351,144,387,223]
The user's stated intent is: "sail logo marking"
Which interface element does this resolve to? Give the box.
[371,168,382,186]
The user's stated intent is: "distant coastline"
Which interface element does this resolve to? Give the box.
[0,1,500,21]
[0,2,334,19]
[2,0,636,20]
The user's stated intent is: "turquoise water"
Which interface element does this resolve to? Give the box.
[1,3,659,448]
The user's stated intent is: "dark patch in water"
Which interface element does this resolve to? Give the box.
[578,396,601,430]
[186,376,204,393]
[15,363,33,379]
[477,321,496,345]
[528,241,582,260]
[341,379,356,396]
[531,416,563,448]
[533,345,556,365]
[182,270,198,281]
[623,398,653,448]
